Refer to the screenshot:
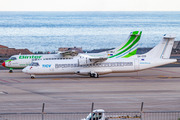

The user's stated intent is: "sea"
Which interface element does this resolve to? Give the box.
[0,11,180,52]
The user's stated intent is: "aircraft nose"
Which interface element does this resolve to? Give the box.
[2,62,5,67]
[22,68,27,73]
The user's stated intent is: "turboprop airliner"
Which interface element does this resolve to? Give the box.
[2,31,142,73]
[22,34,177,79]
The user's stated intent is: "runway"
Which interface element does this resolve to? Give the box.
[0,66,180,113]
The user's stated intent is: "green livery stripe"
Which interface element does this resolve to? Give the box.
[5,67,24,69]
[5,60,13,62]
[132,31,139,35]
[109,31,142,58]
[121,49,137,58]
[118,35,136,51]
[118,31,140,51]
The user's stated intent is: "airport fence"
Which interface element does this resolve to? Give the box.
[1,103,180,120]
[1,111,180,120]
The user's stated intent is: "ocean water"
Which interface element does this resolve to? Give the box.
[0,11,180,52]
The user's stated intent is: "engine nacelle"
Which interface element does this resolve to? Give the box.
[76,69,91,76]
[76,69,112,76]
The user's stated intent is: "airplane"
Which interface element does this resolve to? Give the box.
[22,34,177,79]
[2,31,142,73]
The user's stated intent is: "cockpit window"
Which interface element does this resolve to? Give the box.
[8,57,17,60]
[29,62,39,66]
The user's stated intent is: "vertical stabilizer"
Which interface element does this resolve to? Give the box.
[143,34,176,59]
[108,31,142,58]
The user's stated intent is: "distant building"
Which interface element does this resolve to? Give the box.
[58,47,84,53]
[0,45,33,57]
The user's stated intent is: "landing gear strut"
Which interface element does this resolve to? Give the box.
[9,68,13,73]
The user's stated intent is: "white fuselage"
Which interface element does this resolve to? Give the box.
[22,56,177,76]
[4,52,111,69]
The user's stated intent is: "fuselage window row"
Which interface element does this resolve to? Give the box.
[55,62,133,68]
[32,58,73,61]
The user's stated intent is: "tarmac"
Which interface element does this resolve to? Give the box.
[0,63,180,113]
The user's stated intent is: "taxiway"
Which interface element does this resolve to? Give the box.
[0,66,180,113]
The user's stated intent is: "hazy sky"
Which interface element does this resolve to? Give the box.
[1,0,180,11]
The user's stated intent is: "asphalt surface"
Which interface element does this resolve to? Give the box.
[0,66,180,113]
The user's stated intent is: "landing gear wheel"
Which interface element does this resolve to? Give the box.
[9,70,13,73]
[93,73,99,78]
[89,73,93,77]
[30,75,35,79]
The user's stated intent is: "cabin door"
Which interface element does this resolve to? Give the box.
[134,59,139,70]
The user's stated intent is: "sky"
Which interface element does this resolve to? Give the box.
[0,0,180,11]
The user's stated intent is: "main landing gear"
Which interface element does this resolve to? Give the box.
[90,73,99,78]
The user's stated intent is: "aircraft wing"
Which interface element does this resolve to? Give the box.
[59,50,78,57]
[78,54,108,65]
[89,57,107,63]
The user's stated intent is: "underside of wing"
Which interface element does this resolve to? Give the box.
[60,50,78,57]
[89,57,107,63]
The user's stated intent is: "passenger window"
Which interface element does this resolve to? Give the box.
[95,64,98,67]
[111,63,114,66]
[114,62,117,66]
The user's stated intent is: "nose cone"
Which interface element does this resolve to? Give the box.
[22,68,26,73]
[22,67,30,74]
[2,62,5,67]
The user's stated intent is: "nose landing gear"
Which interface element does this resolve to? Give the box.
[30,75,35,79]
[9,68,13,73]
